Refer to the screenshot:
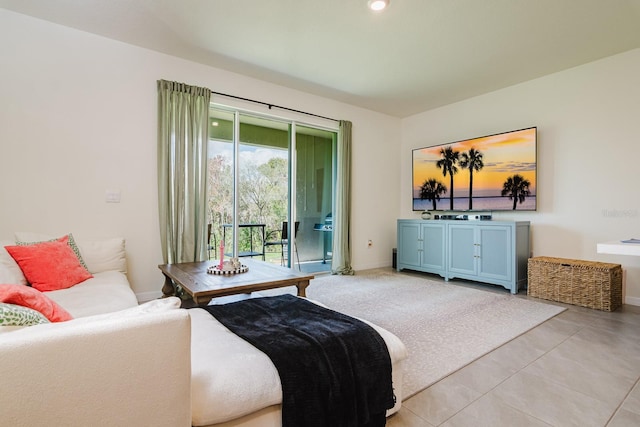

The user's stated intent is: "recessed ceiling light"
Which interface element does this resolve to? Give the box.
[368,0,389,12]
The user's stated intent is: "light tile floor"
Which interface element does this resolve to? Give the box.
[387,274,640,427]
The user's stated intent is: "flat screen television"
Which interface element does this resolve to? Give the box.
[412,127,537,211]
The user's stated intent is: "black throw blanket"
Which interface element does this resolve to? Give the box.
[199,294,395,427]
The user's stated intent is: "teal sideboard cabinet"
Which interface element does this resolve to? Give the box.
[397,219,530,294]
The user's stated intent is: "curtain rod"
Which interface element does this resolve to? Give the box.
[211,91,339,123]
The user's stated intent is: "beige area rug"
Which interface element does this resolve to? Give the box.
[293,270,566,399]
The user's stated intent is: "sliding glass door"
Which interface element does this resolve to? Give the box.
[294,125,335,271]
[207,106,335,272]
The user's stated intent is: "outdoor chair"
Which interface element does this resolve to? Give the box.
[264,221,300,268]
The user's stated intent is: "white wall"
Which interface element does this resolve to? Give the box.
[401,48,640,304]
[0,9,401,300]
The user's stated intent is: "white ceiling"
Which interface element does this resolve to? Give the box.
[2,0,640,117]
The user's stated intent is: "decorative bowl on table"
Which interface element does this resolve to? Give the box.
[207,259,248,275]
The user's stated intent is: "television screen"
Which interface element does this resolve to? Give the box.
[412,127,537,211]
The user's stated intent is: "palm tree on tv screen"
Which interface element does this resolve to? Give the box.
[436,146,460,210]
[459,148,484,210]
[501,174,531,210]
[419,178,447,211]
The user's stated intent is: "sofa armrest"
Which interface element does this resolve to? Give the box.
[0,310,191,427]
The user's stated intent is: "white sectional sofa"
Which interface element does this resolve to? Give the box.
[0,234,192,427]
[1,233,407,427]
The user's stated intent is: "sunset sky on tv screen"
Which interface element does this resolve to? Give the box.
[412,127,536,210]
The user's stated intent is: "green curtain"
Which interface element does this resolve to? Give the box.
[331,120,354,275]
[157,80,211,265]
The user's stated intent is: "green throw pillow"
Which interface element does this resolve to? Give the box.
[0,302,50,326]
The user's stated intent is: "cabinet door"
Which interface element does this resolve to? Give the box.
[397,222,421,268]
[477,225,511,281]
[421,223,445,271]
[448,224,476,275]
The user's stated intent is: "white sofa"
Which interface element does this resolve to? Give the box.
[1,233,407,427]
[0,234,192,427]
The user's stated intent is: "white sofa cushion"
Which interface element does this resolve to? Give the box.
[45,271,138,318]
[190,307,282,426]
[0,240,27,286]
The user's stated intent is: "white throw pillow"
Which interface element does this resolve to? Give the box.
[75,238,126,274]
[0,240,27,286]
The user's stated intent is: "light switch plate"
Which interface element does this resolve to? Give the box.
[106,190,121,203]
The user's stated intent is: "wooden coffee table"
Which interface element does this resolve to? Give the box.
[158,258,315,306]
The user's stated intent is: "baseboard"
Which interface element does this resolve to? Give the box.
[355,261,393,271]
[136,290,163,303]
[625,295,640,306]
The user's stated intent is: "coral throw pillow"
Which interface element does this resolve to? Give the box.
[4,237,93,292]
[0,284,73,322]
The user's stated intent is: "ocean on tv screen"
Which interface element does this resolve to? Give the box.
[413,195,536,211]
